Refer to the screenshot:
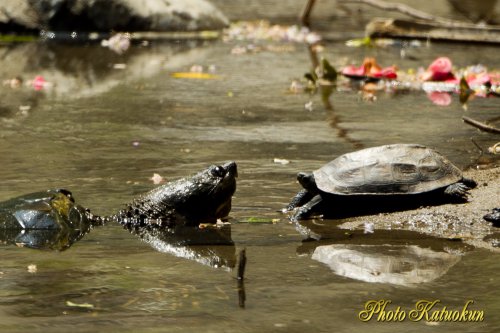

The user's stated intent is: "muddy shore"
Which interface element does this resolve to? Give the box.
[339,167,500,251]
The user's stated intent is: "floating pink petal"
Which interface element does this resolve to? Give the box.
[466,73,491,86]
[341,64,365,76]
[427,91,452,106]
[422,57,456,82]
[32,75,46,91]
[342,57,397,79]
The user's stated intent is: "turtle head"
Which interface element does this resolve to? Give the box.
[297,172,318,193]
[190,161,238,220]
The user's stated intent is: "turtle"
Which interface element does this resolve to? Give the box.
[284,144,477,221]
[112,161,238,228]
[0,189,100,250]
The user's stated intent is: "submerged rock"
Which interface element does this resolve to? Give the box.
[0,0,229,32]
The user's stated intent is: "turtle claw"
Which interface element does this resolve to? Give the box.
[444,182,472,201]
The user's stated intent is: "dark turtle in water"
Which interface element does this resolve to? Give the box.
[113,161,237,228]
[0,189,100,250]
[284,144,477,220]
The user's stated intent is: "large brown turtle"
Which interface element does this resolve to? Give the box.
[284,144,477,220]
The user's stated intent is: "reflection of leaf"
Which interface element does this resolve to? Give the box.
[170,72,220,79]
[66,301,94,309]
[239,217,278,224]
[321,58,337,82]
[459,76,473,107]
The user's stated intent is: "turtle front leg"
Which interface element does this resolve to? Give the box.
[443,181,474,201]
[461,177,477,189]
[283,189,313,212]
[290,194,323,221]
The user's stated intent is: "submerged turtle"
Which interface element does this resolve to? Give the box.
[284,144,477,220]
[0,189,100,250]
[113,161,237,228]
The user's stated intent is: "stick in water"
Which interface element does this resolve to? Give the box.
[237,248,246,308]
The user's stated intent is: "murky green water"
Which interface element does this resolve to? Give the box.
[1,31,499,332]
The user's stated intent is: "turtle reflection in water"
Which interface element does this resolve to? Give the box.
[284,144,477,220]
[111,162,239,268]
[0,189,100,250]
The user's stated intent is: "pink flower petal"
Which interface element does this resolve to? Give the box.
[427,91,452,106]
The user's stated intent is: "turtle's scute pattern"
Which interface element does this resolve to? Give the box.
[314,144,462,195]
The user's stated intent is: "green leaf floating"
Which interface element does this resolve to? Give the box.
[239,217,279,224]
[459,76,473,106]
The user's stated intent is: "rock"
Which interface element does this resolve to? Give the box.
[0,0,229,32]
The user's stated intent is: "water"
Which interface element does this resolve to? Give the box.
[1,33,499,332]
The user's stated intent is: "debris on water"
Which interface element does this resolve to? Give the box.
[320,58,338,82]
[150,173,164,185]
[289,79,304,94]
[237,248,246,280]
[239,217,279,224]
[427,91,452,106]
[230,43,296,55]
[170,72,220,80]
[27,264,37,273]
[364,222,374,234]
[273,158,290,165]
[190,64,203,73]
[342,57,397,80]
[223,20,321,44]
[420,57,455,82]
[488,143,500,155]
[18,105,31,112]
[31,75,52,91]
[304,101,313,112]
[101,33,131,54]
[65,301,95,309]
[3,76,23,89]
[113,63,127,70]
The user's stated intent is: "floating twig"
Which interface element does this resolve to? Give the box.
[237,248,247,308]
[237,248,246,280]
[300,0,317,27]
[463,116,500,134]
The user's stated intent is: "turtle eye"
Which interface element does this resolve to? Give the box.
[211,165,226,178]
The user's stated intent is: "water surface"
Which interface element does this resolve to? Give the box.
[0,35,499,332]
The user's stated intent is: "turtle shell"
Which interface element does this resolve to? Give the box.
[313,144,463,195]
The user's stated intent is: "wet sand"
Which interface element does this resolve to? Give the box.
[339,167,500,251]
